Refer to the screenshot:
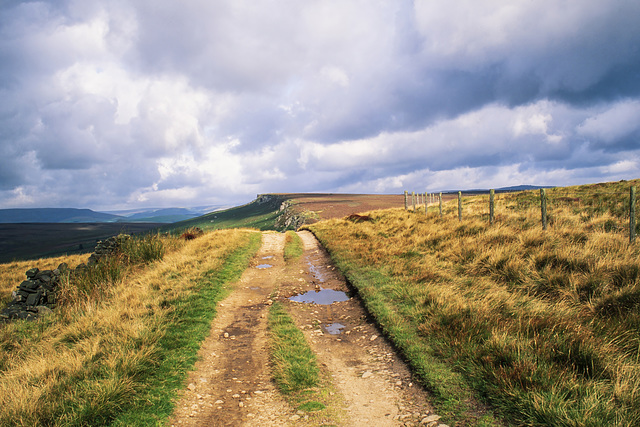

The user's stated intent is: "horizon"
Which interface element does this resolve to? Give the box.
[1,1,639,211]
[0,182,601,212]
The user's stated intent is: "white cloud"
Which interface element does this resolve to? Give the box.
[577,100,640,144]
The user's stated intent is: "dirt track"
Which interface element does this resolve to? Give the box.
[170,231,443,426]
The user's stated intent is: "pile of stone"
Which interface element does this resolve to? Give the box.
[1,234,134,323]
[0,264,68,322]
[84,234,131,267]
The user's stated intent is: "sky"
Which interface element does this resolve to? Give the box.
[1,0,639,211]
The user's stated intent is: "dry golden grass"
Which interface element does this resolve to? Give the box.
[0,229,257,426]
[0,254,87,304]
[309,179,640,426]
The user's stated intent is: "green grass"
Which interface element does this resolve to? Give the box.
[268,301,320,394]
[162,199,284,233]
[283,231,304,262]
[120,233,166,264]
[267,301,344,423]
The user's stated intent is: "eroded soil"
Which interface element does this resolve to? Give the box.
[170,231,443,426]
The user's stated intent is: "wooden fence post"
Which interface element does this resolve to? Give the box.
[489,189,495,225]
[412,192,416,211]
[630,186,637,244]
[404,191,408,210]
[458,191,462,221]
[439,193,443,217]
[425,193,428,215]
[541,188,547,230]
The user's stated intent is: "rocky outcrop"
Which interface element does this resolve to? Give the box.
[257,194,309,230]
[0,264,68,321]
[256,194,284,206]
[274,200,306,230]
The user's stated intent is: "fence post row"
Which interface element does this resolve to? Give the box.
[540,189,547,230]
[404,185,635,237]
[631,186,637,244]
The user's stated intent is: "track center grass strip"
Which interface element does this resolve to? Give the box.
[268,301,344,424]
[283,230,304,263]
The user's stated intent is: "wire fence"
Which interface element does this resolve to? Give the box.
[403,186,638,244]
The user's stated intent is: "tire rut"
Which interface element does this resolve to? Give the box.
[170,231,443,427]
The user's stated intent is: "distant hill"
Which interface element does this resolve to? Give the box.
[0,207,219,224]
[124,208,202,223]
[0,208,123,223]
[441,185,555,194]
[496,185,555,192]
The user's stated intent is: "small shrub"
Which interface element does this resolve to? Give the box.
[180,227,204,241]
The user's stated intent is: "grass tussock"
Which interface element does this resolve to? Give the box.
[283,230,304,263]
[57,233,172,307]
[308,179,640,426]
[0,229,261,426]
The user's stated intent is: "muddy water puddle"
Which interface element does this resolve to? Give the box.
[255,264,273,269]
[307,262,328,282]
[325,322,345,335]
[289,288,349,305]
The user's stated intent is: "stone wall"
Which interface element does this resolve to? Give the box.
[1,234,131,322]
[0,264,68,321]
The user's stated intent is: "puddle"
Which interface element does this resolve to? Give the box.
[262,256,274,259]
[289,288,349,305]
[256,264,273,269]
[325,323,345,335]
[249,286,260,290]
[307,261,328,283]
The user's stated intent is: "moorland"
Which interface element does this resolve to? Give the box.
[0,179,638,426]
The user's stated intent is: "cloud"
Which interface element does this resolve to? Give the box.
[0,0,639,210]
[577,100,640,150]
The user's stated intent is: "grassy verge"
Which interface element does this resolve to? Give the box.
[284,230,304,263]
[0,229,261,426]
[308,179,640,426]
[112,230,261,425]
[308,247,496,426]
[268,301,343,424]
